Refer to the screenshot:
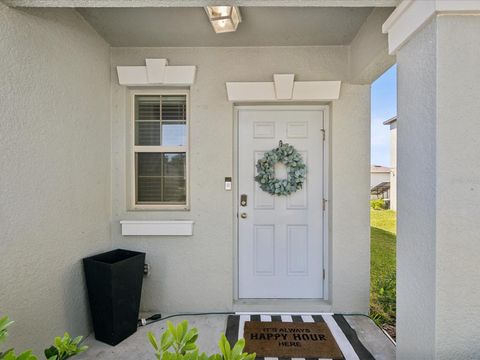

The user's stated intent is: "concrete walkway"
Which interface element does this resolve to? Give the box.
[76,315,395,360]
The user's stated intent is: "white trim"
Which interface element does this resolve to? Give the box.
[120,220,194,236]
[383,0,480,54]
[233,106,241,301]
[292,81,341,101]
[233,104,330,302]
[226,75,341,102]
[273,74,295,100]
[145,59,168,83]
[228,82,275,101]
[164,66,197,86]
[381,0,414,32]
[117,58,196,86]
[128,89,190,211]
[322,106,330,302]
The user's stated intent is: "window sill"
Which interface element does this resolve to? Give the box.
[130,204,190,211]
[120,220,194,236]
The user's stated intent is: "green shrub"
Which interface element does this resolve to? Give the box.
[0,317,14,348]
[0,316,28,360]
[370,199,385,210]
[0,315,86,360]
[44,333,87,360]
[370,274,396,326]
[1,350,37,360]
[148,320,255,360]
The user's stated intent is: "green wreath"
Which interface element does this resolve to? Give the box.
[255,141,307,196]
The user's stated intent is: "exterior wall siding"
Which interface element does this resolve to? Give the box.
[0,5,111,354]
[435,15,480,358]
[397,15,480,358]
[110,46,370,314]
[0,7,375,348]
[396,18,438,359]
[371,172,390,187]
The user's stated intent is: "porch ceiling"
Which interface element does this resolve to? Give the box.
[2,1,399,7]
[77,7,377,47]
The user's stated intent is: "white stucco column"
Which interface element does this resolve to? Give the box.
[384,1,480,358]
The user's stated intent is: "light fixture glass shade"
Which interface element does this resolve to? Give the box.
[205,6,242,33]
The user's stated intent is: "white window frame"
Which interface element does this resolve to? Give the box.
[129,89,190,211]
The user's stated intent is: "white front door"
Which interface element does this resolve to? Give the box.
[238,106,326,299]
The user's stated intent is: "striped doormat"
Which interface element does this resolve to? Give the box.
[225,314,374,360]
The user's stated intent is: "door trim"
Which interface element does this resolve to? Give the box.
[232,104,330,302]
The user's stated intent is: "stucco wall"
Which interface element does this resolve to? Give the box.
[0,5,111,354]
[331,85,371,314]
[397,15,480,359]
[435,15,480,358]
[111,47,370,314]
[349,7,395,84]
[396,19,437,359]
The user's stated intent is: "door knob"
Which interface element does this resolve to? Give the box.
[240,213,247,219]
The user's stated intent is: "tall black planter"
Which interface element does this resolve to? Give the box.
[83,249,146,346]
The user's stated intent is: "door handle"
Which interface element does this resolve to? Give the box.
[240,213,247,219]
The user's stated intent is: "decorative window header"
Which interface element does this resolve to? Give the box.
[117,58,196,86]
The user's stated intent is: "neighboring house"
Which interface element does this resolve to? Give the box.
[384,116,397,210]
[1,1,480,359]
[370,165,391,202]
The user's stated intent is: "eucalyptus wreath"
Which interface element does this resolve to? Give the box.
[254,141,307,196]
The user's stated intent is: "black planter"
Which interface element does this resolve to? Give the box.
[83,249,146,346]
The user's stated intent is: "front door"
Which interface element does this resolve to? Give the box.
[238,106,326,299]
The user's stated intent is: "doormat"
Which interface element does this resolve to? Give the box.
[225,314,375,360]
[243,321,342,359]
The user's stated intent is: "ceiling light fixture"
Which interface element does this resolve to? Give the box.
[205,6,242,33]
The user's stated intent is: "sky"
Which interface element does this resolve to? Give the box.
[371,64,397,167]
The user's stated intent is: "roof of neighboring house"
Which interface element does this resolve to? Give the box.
[383,116,397,125]
[371,181,390,195]
[371,165,391,173]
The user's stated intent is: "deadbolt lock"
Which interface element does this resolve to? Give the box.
[240,194,248,207]
[240,213,247,219]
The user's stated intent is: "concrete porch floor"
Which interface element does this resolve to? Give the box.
[76,314,395,360]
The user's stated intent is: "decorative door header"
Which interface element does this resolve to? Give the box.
[226,74,341,102]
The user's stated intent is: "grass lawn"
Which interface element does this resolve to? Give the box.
[370,209,396,336]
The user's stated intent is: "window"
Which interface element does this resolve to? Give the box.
[132,92,188,209]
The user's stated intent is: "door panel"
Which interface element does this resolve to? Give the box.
[238,107,325,299]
